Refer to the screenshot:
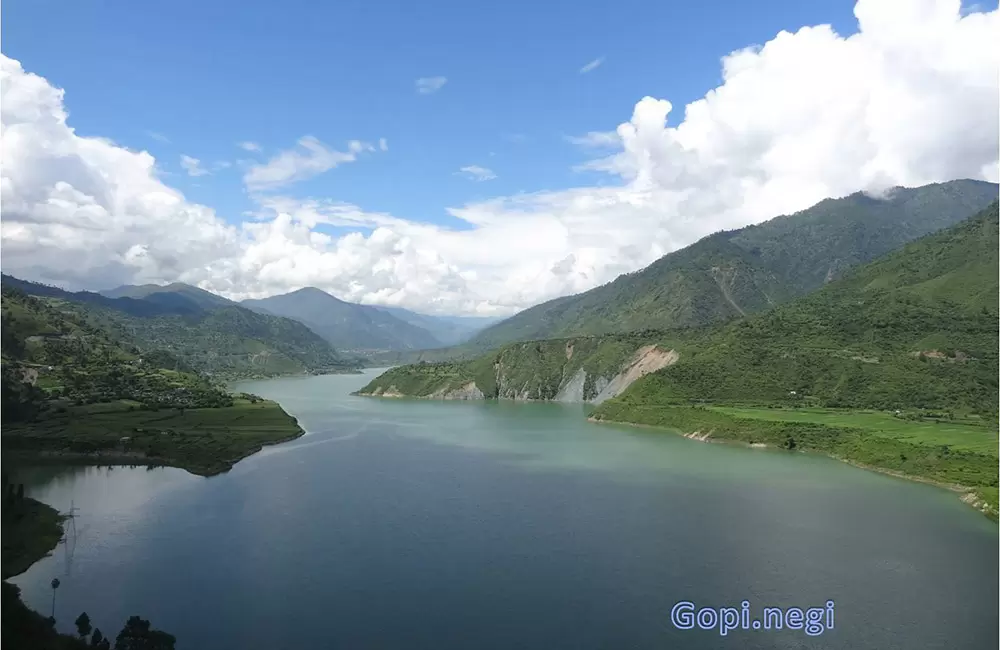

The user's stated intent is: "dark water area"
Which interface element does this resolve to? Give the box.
[11,370,998,649]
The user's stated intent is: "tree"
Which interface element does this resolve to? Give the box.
[50,578,60,619]
[91,628,105,647]
[113,616,176,650]
[76,611,93,639]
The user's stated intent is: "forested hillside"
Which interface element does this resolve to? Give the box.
[361,202,999,415]
[464,180,998,353]
[599,201,999,415]
[2,276,357,377]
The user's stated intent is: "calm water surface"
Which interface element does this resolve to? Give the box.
[11,370,998,649]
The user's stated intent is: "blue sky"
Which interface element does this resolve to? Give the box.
[1,0,996,314]
[2,0,856,227]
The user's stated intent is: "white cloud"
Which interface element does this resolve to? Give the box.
[147,131,170,143]
[212,161,232,171]
[565,130,621,148]
[238,141,261,152]
[457,165,497,181]
[1,0,997,317]
[180,155,209,177]
[415,76,447,94]
[379,137,388,151]
[243,136,376,191]
[579,57,605,74]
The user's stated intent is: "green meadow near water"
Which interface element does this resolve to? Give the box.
[708,407,999,455]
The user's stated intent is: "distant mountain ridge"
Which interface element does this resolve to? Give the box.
[1,276,355,377]
[464,179,999,353]
[242,288,496,351]
[370,305,501,346]
[101,282,236,310]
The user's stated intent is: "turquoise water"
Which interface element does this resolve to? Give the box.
[11,370,998,649]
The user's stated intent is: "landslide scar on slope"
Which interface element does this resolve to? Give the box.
[593,345,679,404]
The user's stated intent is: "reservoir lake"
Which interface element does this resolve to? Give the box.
[11,369,998,649]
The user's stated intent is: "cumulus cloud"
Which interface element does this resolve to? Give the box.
[238,141,261,152]
[0,54,241,291]
[180,155,209,177]
[579,57,605,74]
[415,76,447,94]
[457,165,497,181]
[1,0,997,317]
[243,136,376,191]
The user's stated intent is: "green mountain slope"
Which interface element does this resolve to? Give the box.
[0,286,308,477]
[466,180,998,352]
[361,202,998,415]
[1,286,232,418]
[242,288,442,351]
[1,277,356,378]
[597,201,999,415]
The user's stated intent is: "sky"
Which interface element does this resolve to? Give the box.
[1,0,997,316]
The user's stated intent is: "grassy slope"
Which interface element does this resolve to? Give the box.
[2,398,303,477]
[592,204,999,515]
[708,407,997,454]
[2,288,305,476]
[464,180,998,354]
[591,403,997,514]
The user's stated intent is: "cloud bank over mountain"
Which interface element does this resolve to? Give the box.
[1,0,996,315]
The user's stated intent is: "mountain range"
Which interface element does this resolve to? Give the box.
[361,200,999,416]
[459,179,998,355]
[1,276,354,377]
[97,283,496,352]
[3,179,996,374]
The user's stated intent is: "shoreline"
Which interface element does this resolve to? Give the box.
[2,427,305,478]
[588,415,997,520]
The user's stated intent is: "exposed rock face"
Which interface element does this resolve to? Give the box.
[592,345,680,404]
[555,368,586,403]
[430,382,485,400]
[359,339,681,405]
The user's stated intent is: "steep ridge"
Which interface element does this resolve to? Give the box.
[359,202,998,415]
[463,180,998,353]
[242,288,441,351]
[595,201,1000,417]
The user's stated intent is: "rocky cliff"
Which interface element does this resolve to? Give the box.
[355,332,682,404]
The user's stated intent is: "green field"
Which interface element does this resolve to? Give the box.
[1,398,303,476]
[591,401,999,518]
[708,407,999,455]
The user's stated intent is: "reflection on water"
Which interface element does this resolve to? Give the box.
[9,370,998,650]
